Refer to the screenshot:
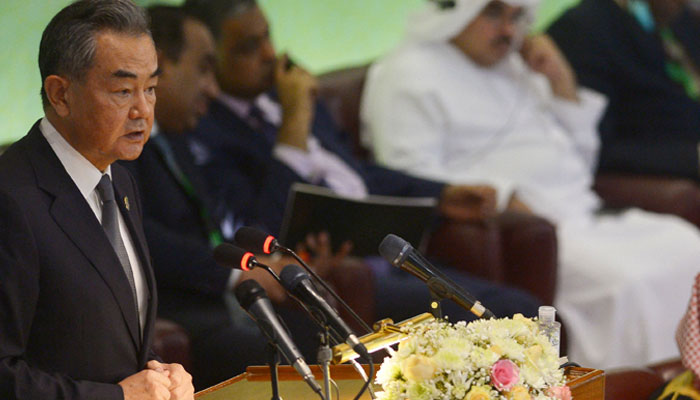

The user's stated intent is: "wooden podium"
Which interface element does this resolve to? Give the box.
[195,365,605,400]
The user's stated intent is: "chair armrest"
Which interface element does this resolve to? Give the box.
[594,173,700,228]
[605,367,665,400]
[497,212,558,305]
[426,218,503,282]
[648,357,686,383]
[426,212,558,305]
[154,318,192,371]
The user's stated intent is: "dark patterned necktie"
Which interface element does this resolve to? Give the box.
[96,174,139,326]
[247,104,278,145]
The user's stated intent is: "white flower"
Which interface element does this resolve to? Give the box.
[469,346,500,369]
[406,381,438,400]
[375,356,403,386]
[432,336,472,371]
[402,355,436,381]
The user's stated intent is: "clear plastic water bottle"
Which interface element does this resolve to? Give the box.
[538,306,561,357]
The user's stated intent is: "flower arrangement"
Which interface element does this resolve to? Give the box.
[374,314,570,400]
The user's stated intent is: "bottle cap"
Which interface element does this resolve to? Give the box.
[538,306,556,323]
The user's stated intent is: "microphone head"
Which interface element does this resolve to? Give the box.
[234,279,268,310]
[279,264,310,292]
[213,243,255,271]
[378,234,412,267]
[234,226,278,254]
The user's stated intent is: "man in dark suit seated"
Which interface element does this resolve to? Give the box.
[548,0,700,180]
[0,1,193,399]
[123,5,336,389]
[183,0,541,324]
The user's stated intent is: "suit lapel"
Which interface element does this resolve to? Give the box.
[25,126,142,352]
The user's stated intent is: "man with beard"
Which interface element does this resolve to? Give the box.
[361,0,700,369]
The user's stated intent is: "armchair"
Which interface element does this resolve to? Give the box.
[605,358,685,400]
[594,173,700,229]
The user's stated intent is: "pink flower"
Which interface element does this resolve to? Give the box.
[547,386,572,400]
[490,359,520,391]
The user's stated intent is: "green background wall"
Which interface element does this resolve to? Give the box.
[0,0,579,143]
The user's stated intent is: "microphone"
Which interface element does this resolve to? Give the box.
[378,234,495,319]
[213,243,259,271]
[235,280,324,398]
[234,226,373,334]
[213,243,281,281]
[235,226,282,254]
[280,265,370,360]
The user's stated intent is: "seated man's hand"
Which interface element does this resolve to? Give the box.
[439,184,497,221]
[147,360,194,400]
[236,256,290,303]
[118,363,172,400]
[520,34,578,102]
[296,231,353,280]
[237,232,352,303]
[275,54,318,150]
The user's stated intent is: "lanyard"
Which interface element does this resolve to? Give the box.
[150,134,223,247]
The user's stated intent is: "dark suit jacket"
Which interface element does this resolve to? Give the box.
[0,121,158,399]
[548,0,700,179]
[121,133,231,299]
[191,97,445,233]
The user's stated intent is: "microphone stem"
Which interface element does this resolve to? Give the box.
[261,264,281,281]
[281,246,373,334]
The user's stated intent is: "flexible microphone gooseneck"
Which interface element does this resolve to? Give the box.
[235,280,325,399]
[214,242,345,342]
[378,234,495,319]
[280,264,370,360]
[234,227,372,334]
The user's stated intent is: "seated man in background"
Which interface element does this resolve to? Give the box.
[360,0,700,369]
[548,0,700,180]
[122,6,333,389]
[182,0,542,326]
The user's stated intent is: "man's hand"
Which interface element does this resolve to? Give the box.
[236,255,290,303]
[438,185,497,221]
[118,364,172,400]
[296,231,353,280]
[148,361,194,400]
[520,34,579,102]
[275,54,318,150]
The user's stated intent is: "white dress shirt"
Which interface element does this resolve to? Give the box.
[218,92,368,199]
[40,117,148,335]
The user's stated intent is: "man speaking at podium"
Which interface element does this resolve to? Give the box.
[0,0,194,399]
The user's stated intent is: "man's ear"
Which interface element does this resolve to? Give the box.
[44,75,71,117]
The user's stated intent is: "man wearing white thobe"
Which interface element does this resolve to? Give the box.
[361,0,700,369]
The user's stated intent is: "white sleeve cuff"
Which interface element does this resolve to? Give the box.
[272,142,323,184]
